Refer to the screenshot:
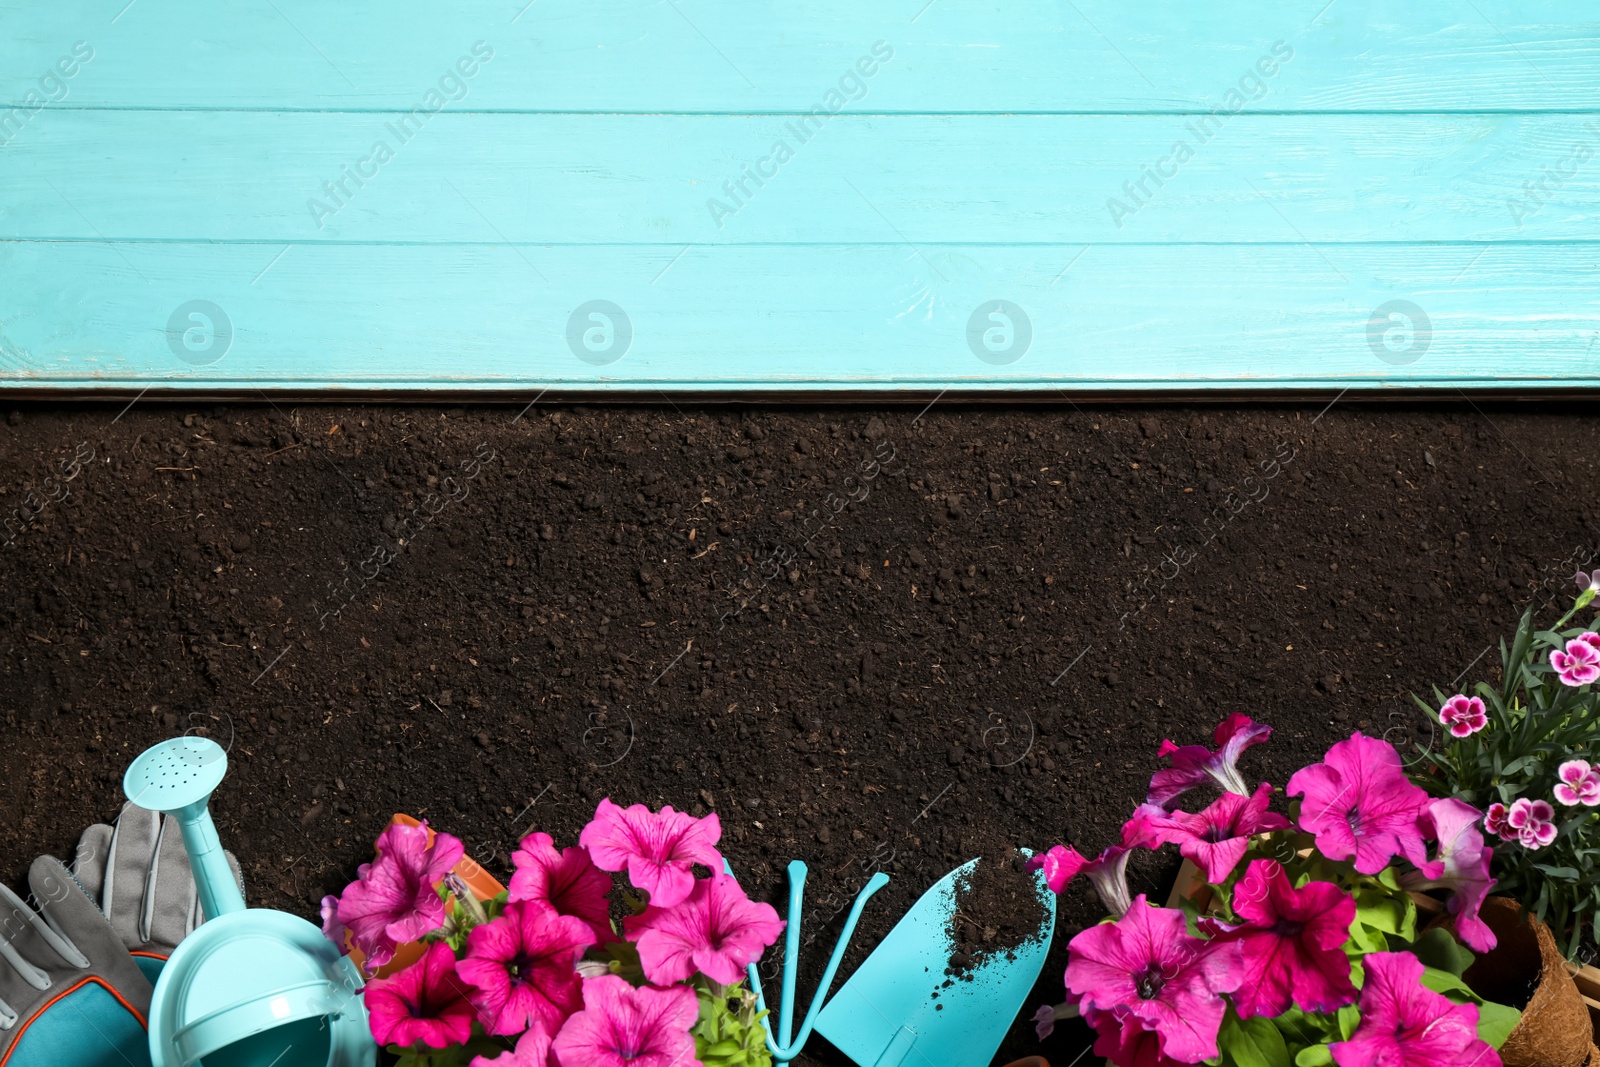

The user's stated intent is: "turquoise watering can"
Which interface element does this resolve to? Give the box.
[123,737,376,1067]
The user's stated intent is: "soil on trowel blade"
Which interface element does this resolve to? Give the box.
[943,849,1048,990]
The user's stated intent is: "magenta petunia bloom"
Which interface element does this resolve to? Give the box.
[1088,1010,1185,1067]
[624,872,784,986]
[1065,896,1244,1063]
[1330,951,1499,1067]
[363,941,477,1050]
[1031,1004,1057,1042]
[579,799,722,908]
[1554,759,1600,807]
[510,831,617,948]
[1124,783,1292,885]
[457,901,594,1037]
[1483,802,1513,840]
[1506,797,1557,849]
[469,1025,553,1067]
[337,821,465,971]
[1400,799,1497,953]
[1287,732,1430,875]
[1147,713,1273,810]
[320,894,349,953]
[1205,859,1357,1018]
[1550,637,1600,686]
[1438,695,1488,738]
[1027,844,1134,918]
[550,974,703,1067]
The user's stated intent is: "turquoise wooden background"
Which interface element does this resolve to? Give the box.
[2,1,1597,394]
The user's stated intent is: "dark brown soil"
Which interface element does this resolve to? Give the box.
[945,849,1048,982]
[1,400,1596,1066]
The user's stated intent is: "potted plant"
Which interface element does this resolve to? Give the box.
[1029,715,1525,1067]
[1407,572,1600,961]
[320,800,783,1066]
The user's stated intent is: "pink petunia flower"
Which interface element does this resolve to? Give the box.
[1553,759,1600,807]
[363,941,477,1050]
[1287,732,1430,875]
[579,799,722,909]
[1088,1010,1185,1067]
[550,974,703,1067]
[1550,637,1600,686]
[457,901,594,1037]
[1438,695,1488,738]
[320,894,349,953]
[1065,895,1244,1063]
[624,872,784,986]
[1031,1004,1057,1042]
[510,831,616,948]
[469,1025,553,1067]
[1123,783,1292,885]
[1027,844,1135,918]
[1483,802,1513,840]
[1330,951,1499,1067]
[1205,859,1357,1018]
[1506,797,1557,849]
[1146,714,1272,810]
[337,821,465,971]
[1400,799,1498,954]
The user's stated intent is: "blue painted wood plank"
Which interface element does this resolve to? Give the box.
[1,1,1597,393]
[3,1,1597,112]
[6,113,1599,244]
[2,242,1595,390]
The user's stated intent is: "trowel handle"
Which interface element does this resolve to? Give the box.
[173,805,247,919]
[870,1026,916,1067]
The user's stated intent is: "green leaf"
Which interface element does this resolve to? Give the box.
[1533,864,1580,880]
[1408,928,1475,977]
[1335,1005,1360,1041]
[1420,965,1482,1004]
[1293,1046,1333,1067]
[1475,1000,1522,1048]
[1217,1015,1291,1067]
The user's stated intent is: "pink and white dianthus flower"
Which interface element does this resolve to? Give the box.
[1438,695,1488,738]
[1551,635,1600,687]
[1483,802,1513,840]
[1506,797,1557,849]
[1554,759,1600,807]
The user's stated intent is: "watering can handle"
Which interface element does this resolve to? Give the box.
[170,977,356,1067]
[870,1025,917,1067]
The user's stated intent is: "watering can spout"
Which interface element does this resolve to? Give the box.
[122,736,247,919]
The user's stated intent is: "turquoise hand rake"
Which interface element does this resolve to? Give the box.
[725,859,889,1063]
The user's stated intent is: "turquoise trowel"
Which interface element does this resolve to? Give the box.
[813,856,1055,1067]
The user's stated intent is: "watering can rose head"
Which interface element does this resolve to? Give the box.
[1043,719,1508,1067]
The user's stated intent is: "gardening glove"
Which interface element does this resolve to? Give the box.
[0,854,155,1067]
[71,801,244,982]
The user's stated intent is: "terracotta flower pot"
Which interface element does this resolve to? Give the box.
[1442,897,1593,1067]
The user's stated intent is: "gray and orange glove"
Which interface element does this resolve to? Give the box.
[71,801,244,983]
[0,855,155,1067]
